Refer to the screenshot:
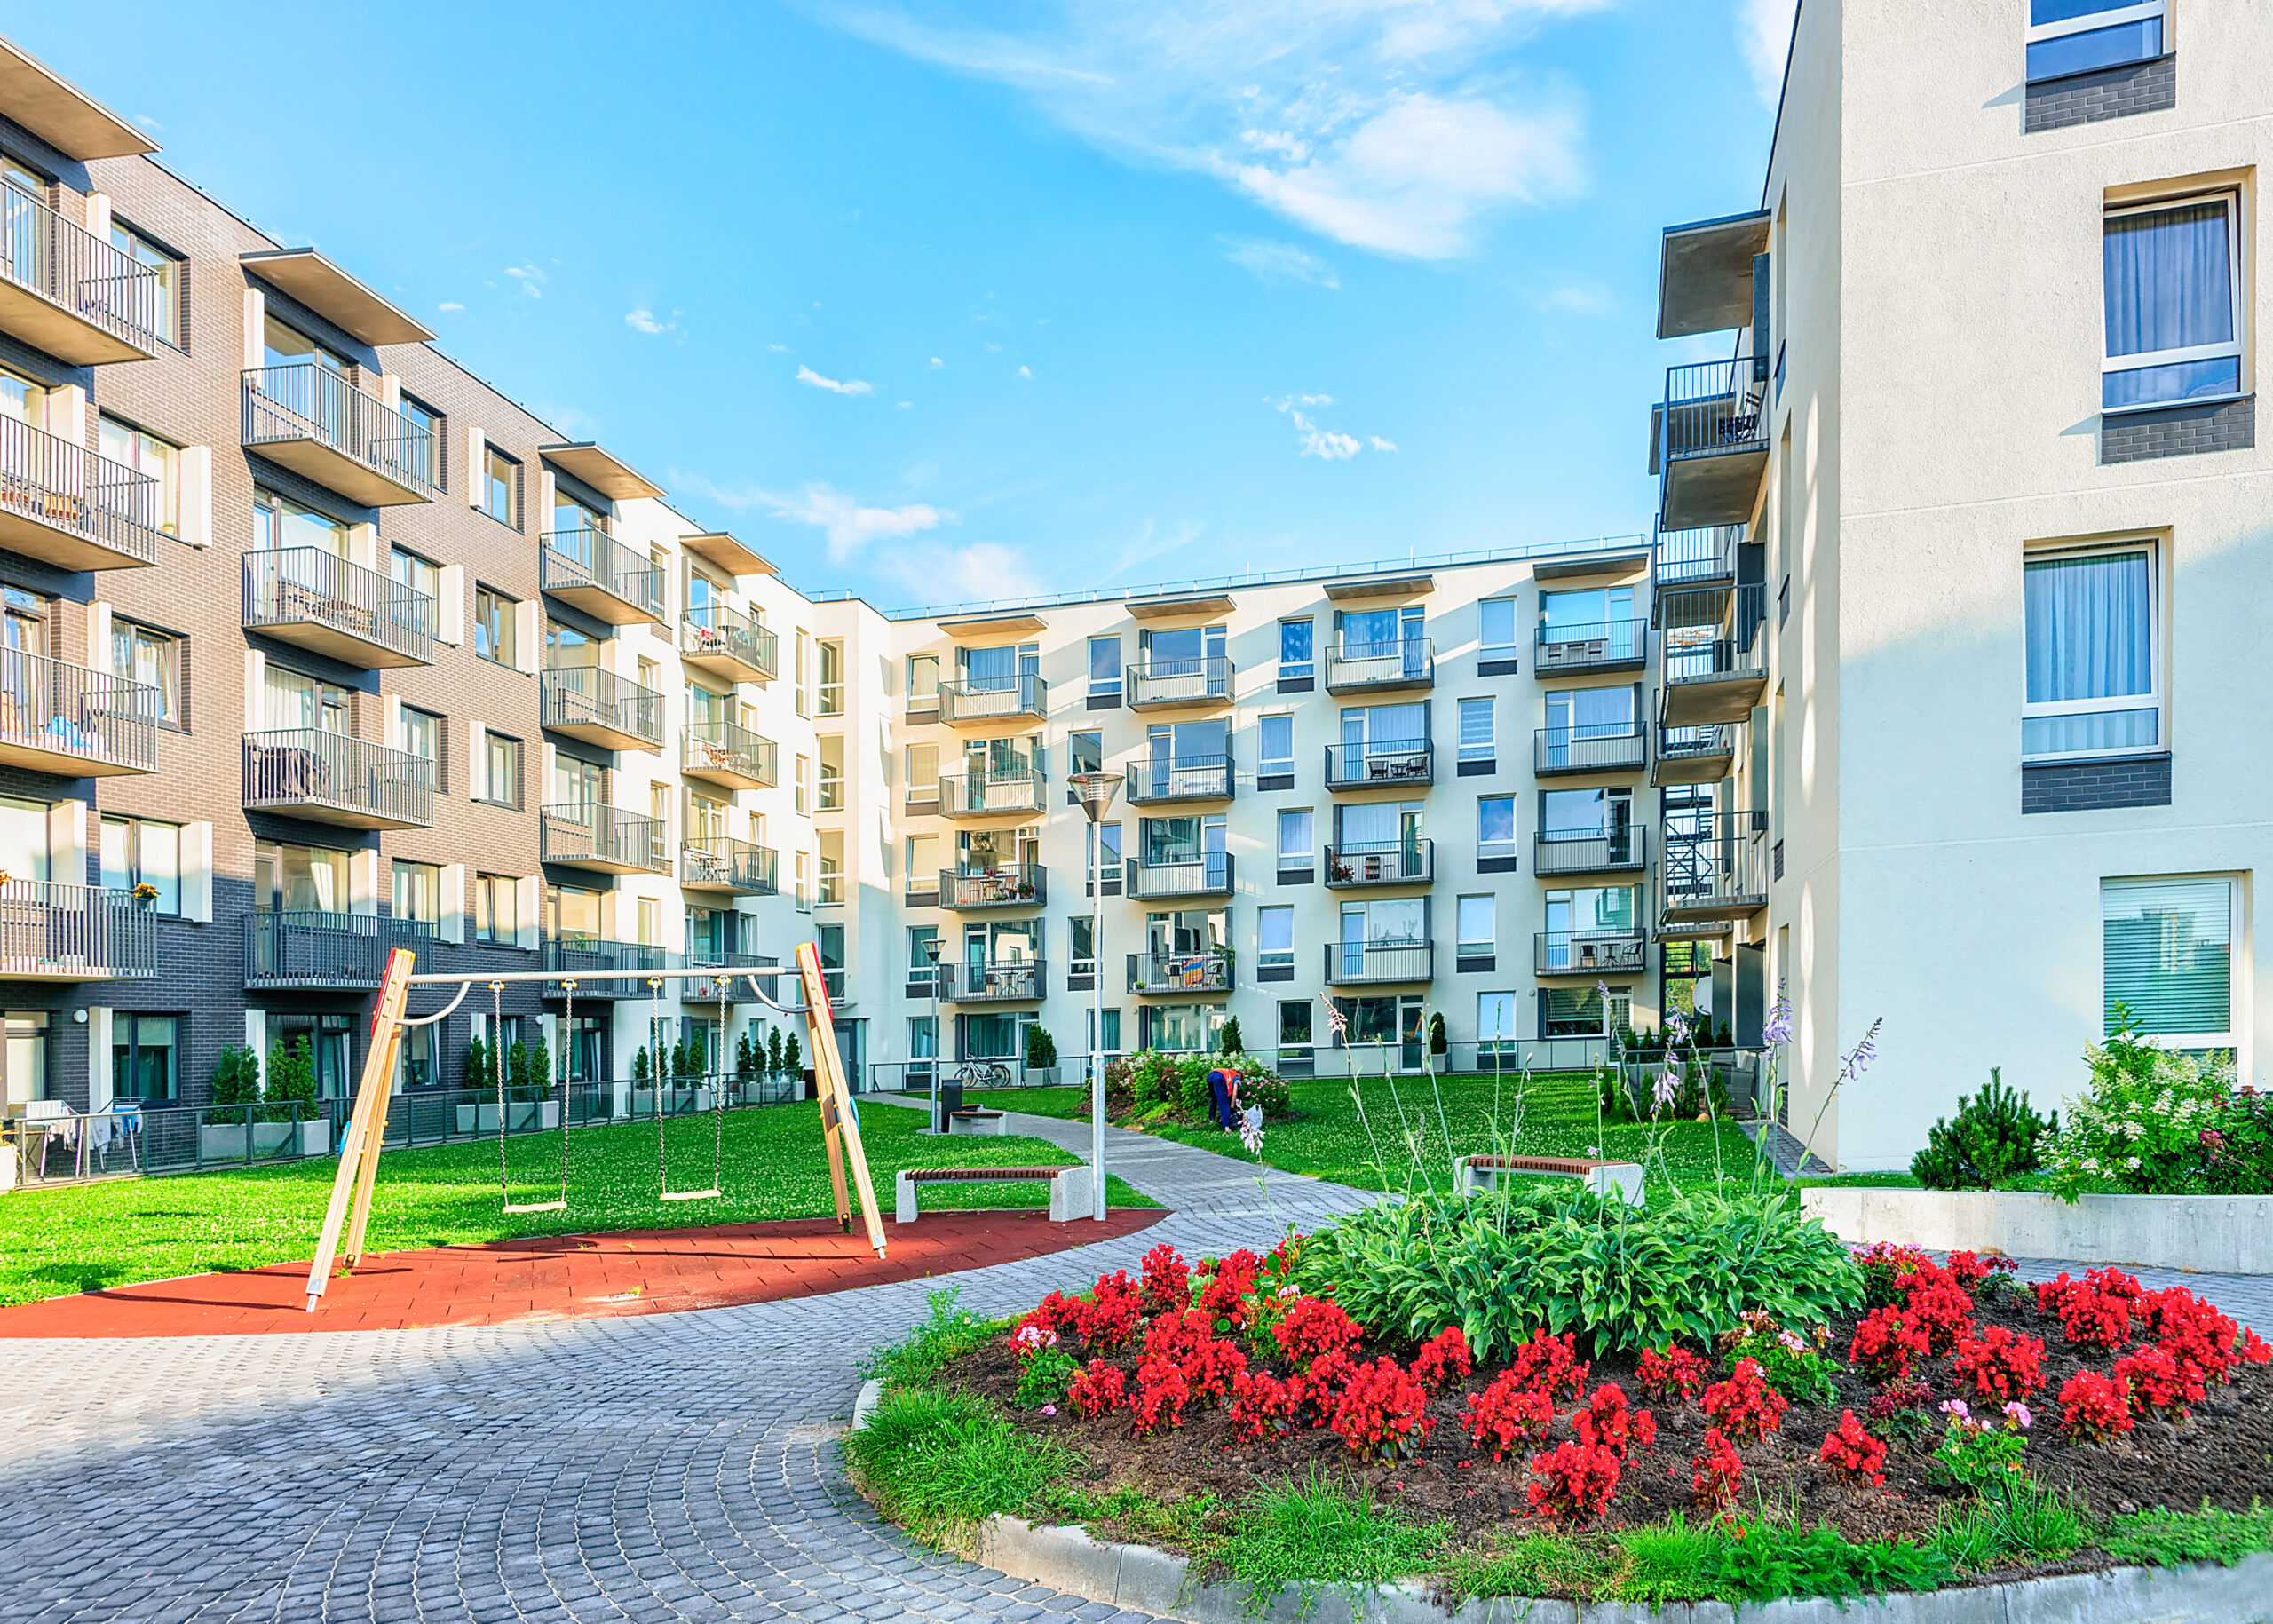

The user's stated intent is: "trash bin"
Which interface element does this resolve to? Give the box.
[933,1081,964,1132]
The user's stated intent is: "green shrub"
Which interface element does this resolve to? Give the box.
[261,1035,317,1122]
[1219,1014,1244,1055]
[465,1032,491,1093]
[1427,1012,1447,1056]
[843,1384,1073,1549]
[2045,1010,2270,1199]
[766,1026,786,1080]
[860,1287,1002,1390]
[1912,1068,2052,1189]
[209,1045,261,1108]
[2101,1503,2273,1568]
[1699,1521,1950,1602]
[783,1030,804,1078]
[1013,1347,1076,1409]
[1024,1024,1057,1069]
[632,1046,652,1085]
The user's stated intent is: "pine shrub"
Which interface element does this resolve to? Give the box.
[1912,1068,2053,1189]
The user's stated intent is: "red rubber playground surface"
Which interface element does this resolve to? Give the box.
[0,1208,1165,1338]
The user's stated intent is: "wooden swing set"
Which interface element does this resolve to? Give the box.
[300,939,883,1312]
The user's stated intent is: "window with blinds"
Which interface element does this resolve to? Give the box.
[2101,877,2235,1043]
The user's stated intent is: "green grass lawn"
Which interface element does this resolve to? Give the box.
[0,1101,1152,1307]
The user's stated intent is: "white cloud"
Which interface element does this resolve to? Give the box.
[678,475,946,563]
[1742,0,1799,105]
[1531,280,1614,316]
[1015,364,1034,380]
[437,301,465,313]
[889,541,1042,604]
[1271,394,1394,461]
[796,365,875,396]
[625,307,679,335]
[928,356,945,368]
[132,114,162,133]
[503,263,546,299]
[1221,236,1339,289]
[1369,436,1398,452]
[769,343,794,353]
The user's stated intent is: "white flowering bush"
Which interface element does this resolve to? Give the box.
[2043,1016,2268,1200]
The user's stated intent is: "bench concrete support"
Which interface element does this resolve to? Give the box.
[1047,1165,1092,1223]
[1457,1154,1645,1208]
[894,1163,1092,1224]
[946,1109,1008,1137]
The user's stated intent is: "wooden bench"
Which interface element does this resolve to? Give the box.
[1456,1153,1646,1208]
[946,1108,1007,1137]
[894,1163,1094,1224]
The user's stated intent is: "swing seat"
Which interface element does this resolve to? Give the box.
[503,1199,568,1214]
[659,1188,720,1203]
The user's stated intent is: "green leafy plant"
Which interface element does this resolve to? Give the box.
[1699,1521,1950,1603]
[209,1045,261,1109]
[632,1046,652,1085]
[1220,1015,1244,1056]
[1912,1068,2053,1189]
[842,1383,1073,1549]
[2101,1503,2273,1568]
[1723,1319,1839,1406]
[783,1030,804,1080]
[262,1035,318,1121]
[465,1032,491,1093]
[1217,1470,1446,1610]
[1930,1408,2029,1491]
[1013,1347,1077,1409]
[735,1030,757,1085]
[766,1026,786,1081]
[2044,1010,2269,1199]
[1024,1024,1057,1069]
[1427,1012,1447,1056]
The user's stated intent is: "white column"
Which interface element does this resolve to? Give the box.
[441,863,465,945]
[242,289,266,370]
[86,1008,114,1113]
[466,719,487,801]
[48,800,86,888]
[242,649,267,732]
[437,564,464,645]
[465,426,487,508]
[181,822,214,923]
[349,848,378,915]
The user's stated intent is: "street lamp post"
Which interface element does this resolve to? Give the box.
[1069,770,1121,1222]
[922,931,945,1128]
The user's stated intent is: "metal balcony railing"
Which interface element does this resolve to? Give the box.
[1533,827,1649,877]
[938,674,1045,725]
[680,838,778,894]
[1326,638,1435,693]
[1661,357,1769,464]
[1661,584,1769,670]
[679,603,778,679]
[542,937,678,998]
[1325,840,1432,888]
[541,526,665,622]
[1658,725,1736,775]
[1653,525,1741,589]
[1323,740,1433,789]
[937,769,1045,817]
[0,652,159,773]
[682,717,778,786]
[1124,754,1234,803]
[1535,619,1648,673]
[0,416,164,567]
[1661,810,1770,921]
[1322,940,1435,985]
[244,910,384,987]
[1534,931,1649,974]
[686,951,772,1003]
[0,881,156,979]
[939,959,1045,1002]
[1534,723,1648,775]
[540,664,664,748]
[0,181,168,357]
[243,546,437,666]
[1128,656,1234,708]
[1129,852,1234,899]
[242,730,435,828]
[540,804,670,874]
[242,364,439,499]
[1127,950,1233,994]
[939,864,1046,908]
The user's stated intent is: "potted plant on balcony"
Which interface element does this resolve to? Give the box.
[1328,858,1355,883]
[200,1045,262,1161]
[131,881,159,907]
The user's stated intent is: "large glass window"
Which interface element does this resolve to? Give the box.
[1279,618,1314,678]
[1457,895,1495,956]
[0,794,48,883]
[1457,697,1494,762]
[392,860,440,930]
[484,733,522,808]
[99,816,179,912]
[817,638,844,715]
[474,873,519,943]
[110,618,180,723]
[907,652,939,708]
[1257,905,1294,970]
[1477,993,1518,1058]
[1478,796,1517,862]
[1277,808,1314,865]
[2028,0,2166,86]
[97,416,178,535]
[483,447,519,527]
[253,487,346,556]
[1479,598,1517,660]
[2023,545,2158,759]
[263,667,348,733]
[113,1013,178,1102]
[2101,877,2235,1047]
[474,586,518,666]
[906,831,939,893]
[1089,636,1121,698]
[255,842,350,913]
[391,545,438,604]
[1258,713,1295,776]
[1539,587,1637,654]
[2103,194,2243,411]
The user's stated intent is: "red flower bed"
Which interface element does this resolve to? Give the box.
[1848,1307,1930,1384]
[1702,1358,1787,1443]
[1410,1327,1473,1394]
[1140,1243,1192,1316]
[1330,1357,1432,1460]
[1274,1295,1362,1369]
[1818,1410,1888,1487]
[2057,1370,2131,1443]
[1526,1439,1621,1520]
[1952,1325,2048,1403]
[1691,1427,1745,1515]
[1462,1372,1557,1462]
[1507,1331,1591,1403]
[1636,1344,1709,1406]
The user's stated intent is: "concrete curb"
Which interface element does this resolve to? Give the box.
[1802,1189,2273,1274]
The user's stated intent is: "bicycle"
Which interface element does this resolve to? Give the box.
[953,1060,1011,1088]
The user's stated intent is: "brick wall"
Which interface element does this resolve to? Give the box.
[2024,55,2176,135]
[2100,397,2255,465]
[2021,754,2173,815]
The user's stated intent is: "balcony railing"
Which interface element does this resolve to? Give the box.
[682,717,778,788]
[679,603,778,682]
[242,364,438,505]
[939,959,1045,1002]
[539,804,669,875]
[1324,741,1433,790]
[1128,657,1234,709]
[938,674,1046,725]
[541,526,665,624]
[1534,724,1648,775]
[1661,810,1770,923]
[1533,827,1649,877]
[0,182,166,362]
[940,864,1046,908]
[1535,619,1648,674]
[1653,524,1740,589]
[540,664,664,749]
[0,881,156,981]
[686,951,773,1003]
[938,769,1045,818]
[1534,930,1650,974]
[680,838,778,895]
[542,937,678,998]
[0,416,164,570]
[1655,725,1736,785]
[244,910,384,988]
[242,730,435,829]
[243,546,436,667]
[1323,940,1435,985]
[0,652,159,776]
[1124,754,1234,804]
[1127,950,1233,994]
[1659,585,1769,725]
[1661,356,1769,465]
[1325,840,1432,888]
[1129,852,1234,900]
[1326,638,1435,693]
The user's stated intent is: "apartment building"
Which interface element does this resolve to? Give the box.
[1651,0,2269,1168]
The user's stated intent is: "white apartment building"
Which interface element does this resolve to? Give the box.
[1654,0,2269,1169]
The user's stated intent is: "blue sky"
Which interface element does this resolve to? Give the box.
[18,1,1794,610]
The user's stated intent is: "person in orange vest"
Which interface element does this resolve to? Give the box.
[1206,1061,1241,1130]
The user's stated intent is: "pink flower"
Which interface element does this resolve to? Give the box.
[2001,1402,2033,1431]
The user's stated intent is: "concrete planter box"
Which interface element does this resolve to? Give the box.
[294,1119,331,1157]
[1023,1065,1062,1086]
[506,1099,559,1132]
[1802,1188,2273,1274]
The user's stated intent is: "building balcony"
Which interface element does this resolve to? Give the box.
[243,546,435,668]
[1534,723,1648,777]
[540,526,665,626]
[1657,356,1770,530]
[1322,940,1434,986]
[0,654,159,775]
[1660,811,1769,927]
[0,185,165,364]
[1326,638,1435,695]
[1124,754,1234,804]
[1127,949,1233,995]
[241,364,438,506]
[542,937,678,999]
[680,838,777,896]
[686,952,772,1003]
[1533,827,1649,879]
[1653,524,1740,593]
[0,416,164,570]
[244,910,387,989]
[1324,741,1433,791]
[1129,852,1234,901]
[939,958,1045,1002]
[1535,620,1648,676]
[681,718,777,790]
[937,769,1045,820]
[1128,657,1234,710]
[0,881,156,981]
[1654,725,1736,786]
[539,804,669,875]
[1534,930,1650,976]
[1325,840,1432,890]
[679,604,777,684]
[1659,584,1769,726]
[939,864,1046,909]
[938,675,1046,726]
[242,730,434,830]
[540,665,663,751]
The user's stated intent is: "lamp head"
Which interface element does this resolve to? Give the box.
[1069,770,1121,822]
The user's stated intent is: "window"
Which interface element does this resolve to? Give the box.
[2102,876,2236,1048]
[1277,808,1314,867]
[398,395,440,489]
[1279,1000,1313,1049]
[817,638,844,715]
[484,733,522,808]
[1479,598,1518,662]
[1457,895,1495,958]
[818,736,844,811]
[474,587,518,666]
[1258,713,1295,778]
[2028,0,2165,86]
[1068,915,1096,977]
[1458,697,1494,763]
[906,742,939,804]
[96,416,178,535]
[391,545,438,606]
[2023,544,2158,758]
[1478,796,1517,862]
[99,816,179,912]
[1089,636,1121,698]
[1258,905,1294,971]
[1543,985,1609,1039]
[1068,731,1102,777]
[819,830,844,905]
[1088,820,1122,892]
[906,832,939,894]
[112,1013,179,1102]
[107,218,179,345]
[262,666,348,733]
[1279,618,1314,679]
[795,850,811,912]
[795,753,810,815]
[474,873,519,944]
[1477,993,1518,1059]
[907,652,939,709]
[392,860,440,932]
[401,706,441,788]
[637,898,661,947]
[110,617,181,723]
[482,446,519,527]
[908,924,941,986]
[1540,586,1636,649]
[795,629,810,717]
[253,487,346,556]
[1142,1004,1222,1053]
[2103,193,2243,411]
[1543,786,1634,842]
[1545,685,1637,736]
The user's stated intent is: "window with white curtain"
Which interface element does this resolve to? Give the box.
[2023,544,2158,759]
[2028,0,2165,87]
[1258,713,1295,775]
[1457,697,1494,762]
[2101,876,2236,1048]
[2103,194,2244,412]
